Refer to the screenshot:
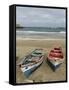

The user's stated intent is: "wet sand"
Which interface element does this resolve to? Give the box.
[16,39,66,83]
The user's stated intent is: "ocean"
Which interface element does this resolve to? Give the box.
[16,27,66,39]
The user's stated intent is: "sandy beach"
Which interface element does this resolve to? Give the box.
[16,39,66,83]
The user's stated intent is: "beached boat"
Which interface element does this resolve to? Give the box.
[18,49,45,77]
[47,47,64,71]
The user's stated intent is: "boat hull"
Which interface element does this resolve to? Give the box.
[47,58,64,71]
[21,58,44,77]
[18,49,45,77]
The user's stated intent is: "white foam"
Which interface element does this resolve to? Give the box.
[16,37,65,41]
[59,31,66,34]
[16,31,61,34]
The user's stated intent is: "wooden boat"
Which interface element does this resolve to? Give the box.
[47,47,64,71]
[18,49,45,77]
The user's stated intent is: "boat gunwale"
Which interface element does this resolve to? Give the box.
[20,55,44,68]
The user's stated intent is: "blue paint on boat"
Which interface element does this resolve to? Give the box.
[24,62,43,77]
[24,67,36,77]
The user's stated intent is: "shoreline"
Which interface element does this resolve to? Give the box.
[16,37,65,41]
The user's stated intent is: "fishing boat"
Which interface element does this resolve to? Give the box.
[18,49,45,77]
[47,47,64,71]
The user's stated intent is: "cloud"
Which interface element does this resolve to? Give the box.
[16,6,66,27]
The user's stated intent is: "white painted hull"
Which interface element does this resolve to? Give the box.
[47,57,64,71]
[47,58,64,67]
[21,59,43,77]
[18,49,44,77]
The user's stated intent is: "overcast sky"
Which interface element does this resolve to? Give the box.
[16,6,66,27]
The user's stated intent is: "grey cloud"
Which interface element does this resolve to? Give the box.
[16,6,66,27]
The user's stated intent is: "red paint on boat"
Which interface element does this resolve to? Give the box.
[48,47,64,60]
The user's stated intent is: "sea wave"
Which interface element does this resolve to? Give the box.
[59,31,66,34]
[16,31,66,34]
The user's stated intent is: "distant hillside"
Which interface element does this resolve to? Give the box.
[16,24,23,28]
